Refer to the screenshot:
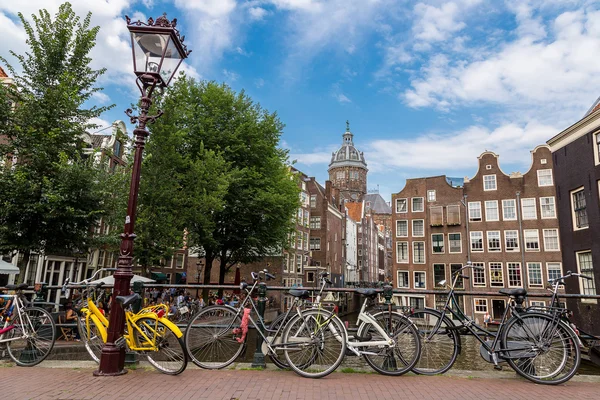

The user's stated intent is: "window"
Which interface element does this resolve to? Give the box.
[433,264,446,288]
[571,188,588,230]
[527,262,543,288]
[487,231,501,252]
[309,237,321,250]
[412,220,424,237]
[296,255,302,273]
[98,250,105,267]
[502,199,517,221]
[489,262,504,287]
[336,171,345,179]
[468,202,481,222]
[307,271,315,282]
[473,262,486,287]
[396,198,407,213]
[114,140,122,157]
[414,271,426,289]
[409,297,425,309]
[297,233,303,249]
[524,230,540,251]
[397,271,409,288]
[521,198,537,220]
[396,242,408,263]
[358,249,362,256]
[427,190,436,202]
[537,169,553,186]
[447,205,461,225]
[432,234,444,253]
[505,230,519,252]
[543,229,560,251]
[413,242,425,264]
[310,195,317,208]
[474,299,488,313]
[530,300,545,307]
[547,263,562,282]
[451,264,464,289]
[396,220,408,237]
[508,263,522,287]
[483,175,497,191]
[485,201,499,221]
[470,231,483,252]
[412,197,424,212]
[310,216,321,229]
[175,253,184,269]
[283,253,289,273]
[540,197,556,218]
[304,232,309,251]
[448,233,462,253]
[430,206,443,226]
[577,251,597,298]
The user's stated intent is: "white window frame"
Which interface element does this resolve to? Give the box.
[431,233,444,254]
[487,231,502,252]
[413,241,426,264]
[570,187,588,231]
[472,262,486,287]
[433,264,446,288]
[540,197,556,219]
[537,169,553,187]
[397,270,409,288]
[508,262,523,288]
[485,200,499,222]
[524,229,540,252]
[474,298,488,313]
[547,262,562,283]
[502,199,517,221]
[542,229,560,252]
[413,271,427,290]
[396,241,409,263]
[412,197,424,212]
[504,230,519,252]
[489,262,504,287]
[448,232,462,254]
[576,250,597,303]
[594,131,600,166]
[521,198,537,220]
[527,262,544,288]
[470,231,483,252]
[468,201,482,222]
[396,220,408,237]
[427,190,436,202]
[396,198,408,213]
[483,174,497,191]
[412,219,425,237]
[310,195,317,208]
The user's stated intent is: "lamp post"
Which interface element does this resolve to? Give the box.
[195,260,204,298]
[95,13,191,376]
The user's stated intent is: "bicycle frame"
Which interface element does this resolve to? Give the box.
[0,294,29,344]
[345,298,394,355]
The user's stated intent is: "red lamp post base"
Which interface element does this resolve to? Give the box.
[93,343,127,376]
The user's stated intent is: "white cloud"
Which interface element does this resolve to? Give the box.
[249,7,268,21]
[336,94,352,103]
[223,69,239,82]
[92,91,111,104]
[87,117,113,132]
[255,78,265,88]
[290,151,332,165]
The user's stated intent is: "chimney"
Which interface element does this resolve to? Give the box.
[325,180,332,203]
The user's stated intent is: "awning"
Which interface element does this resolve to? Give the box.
[0,259,19,275]
[151,272,169,281]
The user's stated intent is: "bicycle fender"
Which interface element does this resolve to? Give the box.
[89,314,108,343]
[87,300,109,326]
[157,317,184,338]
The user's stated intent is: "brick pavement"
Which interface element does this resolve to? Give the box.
[1,366,599,400]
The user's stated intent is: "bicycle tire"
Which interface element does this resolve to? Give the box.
[501,312,580,385]
[267,312,292,369]
[359,311,421,376]
[184,305,244,369]
[79,315,104,364]
[135,317,187,375]
[7,307,56,367]
[283,309,347,379]
[411,308,460,375]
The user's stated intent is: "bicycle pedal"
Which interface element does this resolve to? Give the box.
[494,365,503,371]
[345,348,358,357]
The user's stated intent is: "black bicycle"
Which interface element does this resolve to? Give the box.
[412,262,580,385]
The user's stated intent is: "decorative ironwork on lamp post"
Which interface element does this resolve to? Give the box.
[95,13,191,376]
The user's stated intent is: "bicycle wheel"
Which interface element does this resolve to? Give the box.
[184,305,244,369]
[7,307,56,367]
[502,312,580,385]
[411,308,460,375]
[283,309,346,378]
[359,311,421,376]
[267,313,292,369]
[79,315,104,363]
[135,317,187,375]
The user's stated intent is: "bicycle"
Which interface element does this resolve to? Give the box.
[412,262,580,385]
[65,268,187,375]
[529,270,600,367]
[0,283,55,366]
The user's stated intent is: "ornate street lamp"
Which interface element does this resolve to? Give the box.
[95,13,190,376]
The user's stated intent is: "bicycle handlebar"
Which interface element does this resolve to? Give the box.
[65,267,117,286]
[548,270,593,284]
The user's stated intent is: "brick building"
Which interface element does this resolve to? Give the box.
[392,147,563,320]
[547,102,600,335]
[328,122,368,203]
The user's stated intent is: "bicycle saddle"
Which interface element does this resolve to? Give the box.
[498,288,527,297]
[288,289,310,299]
[357,288,378,298]
[5,283,28,291]
[115,293,141,307]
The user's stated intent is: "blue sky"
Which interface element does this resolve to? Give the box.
[1,0,600,202]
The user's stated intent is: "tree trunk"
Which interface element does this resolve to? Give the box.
[202,253,214,302]
[218,257,228,298]
[17,250,31,285]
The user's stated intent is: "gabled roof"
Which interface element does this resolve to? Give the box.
[364,193,391,214]
[91,134,111,148]
[0,66,8,78]
[345,202,363,222]
[584,96,600,118]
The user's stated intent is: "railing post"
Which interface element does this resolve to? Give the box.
[251,281,267,368]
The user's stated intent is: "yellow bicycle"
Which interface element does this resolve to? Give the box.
[66,268,187,375]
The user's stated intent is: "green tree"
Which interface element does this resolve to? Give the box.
[0,3,114,280]
[143,77,299,289]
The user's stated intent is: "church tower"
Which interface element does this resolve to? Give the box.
[328,121,368,202]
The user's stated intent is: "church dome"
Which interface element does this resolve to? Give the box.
[328,124,367,171]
